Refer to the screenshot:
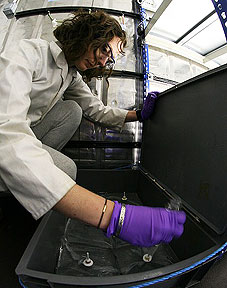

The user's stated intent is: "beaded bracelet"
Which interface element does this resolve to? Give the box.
[97,198,107,229]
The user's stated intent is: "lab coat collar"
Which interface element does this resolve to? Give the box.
[49,41,68,69]
[49,41,78,77]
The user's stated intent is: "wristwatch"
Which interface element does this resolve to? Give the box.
[136,109,143,122]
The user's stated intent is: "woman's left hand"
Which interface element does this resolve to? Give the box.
[141,91,159,121]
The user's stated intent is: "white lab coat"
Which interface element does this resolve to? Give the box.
[0,39,128,219]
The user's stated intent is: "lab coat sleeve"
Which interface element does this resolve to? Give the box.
[0,40,75,220]
[64,72,128,131]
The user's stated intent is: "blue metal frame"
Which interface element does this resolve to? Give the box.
[211,0,227,40]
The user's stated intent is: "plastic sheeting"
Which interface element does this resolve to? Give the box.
[0,0,141,168]
[16,0,134,13]
[148,46,209,85]
[56,193,179,277]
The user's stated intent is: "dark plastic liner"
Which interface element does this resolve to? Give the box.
[56,193,178,277]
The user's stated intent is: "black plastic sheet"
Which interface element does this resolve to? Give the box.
[56,193,179,277]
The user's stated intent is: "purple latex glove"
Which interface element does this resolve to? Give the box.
[106,201,186,247]
[141,91,159,121]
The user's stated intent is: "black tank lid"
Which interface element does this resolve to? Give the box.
[141,64,227,234]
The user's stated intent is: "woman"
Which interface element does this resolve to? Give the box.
[0,10,185,247]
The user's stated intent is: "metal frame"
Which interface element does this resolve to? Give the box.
[110,70,143,79]
[144,0,173,37]
[153,75,178,86]
[64,141,141,149]
[15,6,140,19]
[175,10,216,45]
[203,43,227,63]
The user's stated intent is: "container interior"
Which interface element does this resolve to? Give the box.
[25,169,216,277]
[55,192,178,277]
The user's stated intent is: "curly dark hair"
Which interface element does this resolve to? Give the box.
[53,9,127,83]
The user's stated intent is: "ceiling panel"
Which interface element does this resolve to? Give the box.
[146,0,227,65]
[150,0,215,42]
[183,15,226,55]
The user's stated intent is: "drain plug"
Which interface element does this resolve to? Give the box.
[83,252,94,267]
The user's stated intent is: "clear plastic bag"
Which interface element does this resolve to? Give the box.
[56,193,179,277]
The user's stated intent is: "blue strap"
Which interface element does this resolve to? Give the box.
[140,7,150,100]
[129,242,227,288]
[211,0,227,40]
[19,277,28,288]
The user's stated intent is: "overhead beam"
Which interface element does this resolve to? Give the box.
[175,10,216,45]
[15,6,140,19]
[203,44,227,63]
[144,0,173,37]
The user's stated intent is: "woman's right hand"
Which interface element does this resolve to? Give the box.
[106,201,186,247]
